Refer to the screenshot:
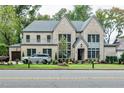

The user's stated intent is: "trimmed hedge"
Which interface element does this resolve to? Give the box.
[105,56,118,64]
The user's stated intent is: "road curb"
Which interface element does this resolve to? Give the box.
[0,69,124,70]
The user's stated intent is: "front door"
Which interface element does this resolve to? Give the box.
[78,49,84,60]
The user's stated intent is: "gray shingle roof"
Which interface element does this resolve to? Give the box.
[72,36,89,48]
[23,21,59,32]
[23,16,102,32]
[23,20,85,32]
[10,44,21,48]
[71,21,84,31]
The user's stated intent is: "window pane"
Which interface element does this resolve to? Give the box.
[27,49,31,56]
[47,35,51,43]
[67,51,71,58]
[92,35,95,42]
[63,34,66,40]
[92,51,95,58]
[67,34,71,42]
[96,35,100,42]
[96,51,99,58]
[26,35,30,42]
[48,49,52,57]
[59,51,62,58]
[32,49,36,55]
[92,48,95,51]
[37,35,40,42]
[96,48,99,51]
[43,49,47,54]
[88,35,91,42]
[88,48,91,50]
[67,43,71,50]
[88,51,91,58]
[43,49,52,57]
[63,51,67,58]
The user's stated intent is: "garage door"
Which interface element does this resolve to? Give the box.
[12,51,21,61]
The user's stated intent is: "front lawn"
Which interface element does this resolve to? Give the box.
[0,64,124,69]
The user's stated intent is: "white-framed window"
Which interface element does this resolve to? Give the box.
[88,34,100,42]
[43,48,52,57]
[27,48,36,56]
[26,35,30,42]
[37,35,41,42]
[47,35,51,43]
[88,48,99,58]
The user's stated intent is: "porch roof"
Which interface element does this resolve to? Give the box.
[9,44,21,48]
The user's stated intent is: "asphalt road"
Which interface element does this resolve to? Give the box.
[0,70,124,88]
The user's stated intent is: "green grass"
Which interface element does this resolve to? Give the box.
[0,64,124,69]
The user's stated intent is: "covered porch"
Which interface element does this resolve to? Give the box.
[73,37,88,61]
[9,44,21,61]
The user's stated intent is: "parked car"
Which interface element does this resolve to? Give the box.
[0,56,9,62]
[22,54,51,64]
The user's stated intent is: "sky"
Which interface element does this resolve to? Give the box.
[39,5,124,43]
[39,5,124,17]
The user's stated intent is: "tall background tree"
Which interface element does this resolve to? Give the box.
[0,5,42,55]
[36,13,51,20]
[96,7,124,44]
[52,5,92,21]
[52,8,67,20]
[68,5,92,21]
[0,5,19,45]
[14,5,42,43]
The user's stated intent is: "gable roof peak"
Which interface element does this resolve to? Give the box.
[80,15,104,32]
[53,14,76,31]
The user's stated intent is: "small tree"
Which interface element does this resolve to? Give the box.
[59,36,67,61]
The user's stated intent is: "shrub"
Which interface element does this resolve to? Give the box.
[75,60,79,64]
[72,58,75,63]
[84,59,89,63]
[8,61,13,65]
[58,59,63,63]
[105,56,118,64]
[81,60,84,64]
[68,61,72,64]
[66,59,68,63]
[120,52,124,61]
[52,60,58,65]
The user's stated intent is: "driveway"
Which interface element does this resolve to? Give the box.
[0,70,124,88]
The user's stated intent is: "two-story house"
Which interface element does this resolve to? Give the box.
[9,15,117,61]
